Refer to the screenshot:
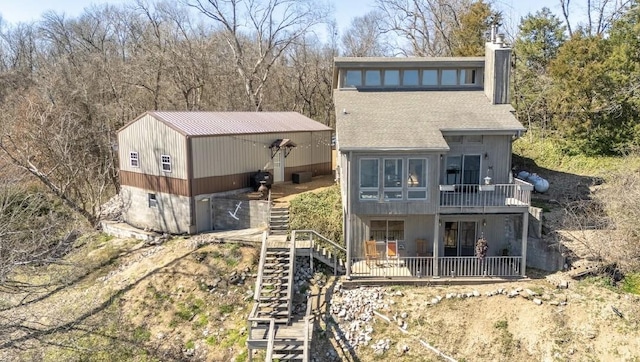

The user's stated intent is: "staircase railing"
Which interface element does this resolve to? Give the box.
[253,231,269,302]
[293,230,346,275]
[302,282,315,362]
[285,232,296,323]
[266,189,272,235]
[264,318,276,361]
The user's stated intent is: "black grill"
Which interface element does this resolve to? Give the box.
[250,170,273,191]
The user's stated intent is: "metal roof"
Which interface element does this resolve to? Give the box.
[334,90,524,151]
[121,111,332,136]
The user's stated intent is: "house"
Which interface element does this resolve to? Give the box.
[333,38,533,279]
[117,111,333,234]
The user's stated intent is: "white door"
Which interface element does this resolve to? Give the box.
[273,150,285,182]
[196,198,212,232]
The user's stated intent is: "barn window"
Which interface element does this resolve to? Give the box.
[130,152,139,168]
[148,193,158,208]
[161,155,171,172]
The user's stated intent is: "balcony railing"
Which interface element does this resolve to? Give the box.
[439,180,532,208]
[351,256,522,278]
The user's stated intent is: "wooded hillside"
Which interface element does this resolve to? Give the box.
[0,0,639,310]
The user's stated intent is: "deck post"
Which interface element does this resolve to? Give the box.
[433,215,440,277]
[521,210,529,277]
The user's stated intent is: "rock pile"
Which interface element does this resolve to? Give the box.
[329,286,391,351]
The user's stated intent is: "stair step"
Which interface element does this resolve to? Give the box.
[258,303,288,309]
[262,282,289,287]
[258,296,288,302]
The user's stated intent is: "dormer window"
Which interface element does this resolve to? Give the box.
[345,70,362,87]
[384,70,400,86]
[441,69,457,85]
[460,69,477,84]
[365,70,381,86]
[340,66,482,89]
[422,70,438,86]
[402,70,419,86]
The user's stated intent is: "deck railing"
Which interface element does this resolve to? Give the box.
[350,256,521,278]
[293,230,346,275]
[439,182,532,208]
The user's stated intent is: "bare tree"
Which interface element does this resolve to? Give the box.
[341,10,389,57]
[0,172,73,289]
[187,0,330,111]
[560,0,634,36]
[376,0,468,56]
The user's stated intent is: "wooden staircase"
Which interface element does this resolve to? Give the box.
[269,206,289,235]
[254,247,292,323]
[247,232,313,361]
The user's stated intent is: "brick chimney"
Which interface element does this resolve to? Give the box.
[484,29,511,105]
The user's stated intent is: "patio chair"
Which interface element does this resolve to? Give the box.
[416,239,428,257]
[365,240,380,267]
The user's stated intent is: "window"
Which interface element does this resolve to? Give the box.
[402,70,419,86]
[441,69,457,85]
[445,155,481,185]
[371,220,405,241]
[444,135,463,144]
[359,159,379,200]
[460,69,477,85]
[384,70,400,86]
[365,70,381,86]
[130,152,139,168]
[161,155,171,172]
[148,193,158,208]
[407,159,428,199]
[422,69,438,85]
[384,158,403,200]
[344,70,362,87]
[465,135,483,143]
[359,157,429,201]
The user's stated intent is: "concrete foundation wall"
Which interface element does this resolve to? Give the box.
[121,185,191,234]
[212,198,269,230]
[526,237,565,272]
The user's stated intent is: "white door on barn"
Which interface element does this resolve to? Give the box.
[273,150,285,183]
[195,198,212,232]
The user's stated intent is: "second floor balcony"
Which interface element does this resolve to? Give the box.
[439,178,532,212]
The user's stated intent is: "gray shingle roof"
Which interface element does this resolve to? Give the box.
[123,111,332,136]
[334,90,525,151]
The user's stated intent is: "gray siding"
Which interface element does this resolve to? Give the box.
[441,135,512,184]
[191,131,332,178]
[118,115,188,180]
[120,185,191,234]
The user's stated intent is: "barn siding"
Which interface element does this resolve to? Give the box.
[118,115,188,179]
[120,171,189,196]
[190,131,333,179]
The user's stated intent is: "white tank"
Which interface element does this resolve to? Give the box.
[527,173,550,193]
[517,170,530,180]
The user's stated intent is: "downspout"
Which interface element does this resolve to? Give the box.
[345,151,352,280]
[186,135,195,234]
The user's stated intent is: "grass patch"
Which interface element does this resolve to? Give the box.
[622,273,640,295]
[221,329,246,348]
[289,184,343,245]
[493,319,520,357]
[185,340,195,350]
[175,297,206,321]
[513,135,640,177]
[219,303,235,314]
[132,326,151,342]
[205,335,218,345]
